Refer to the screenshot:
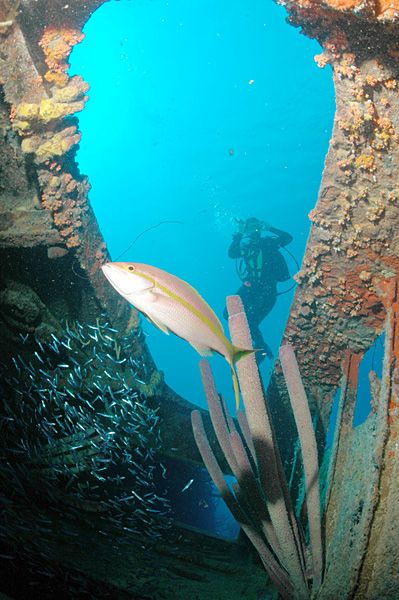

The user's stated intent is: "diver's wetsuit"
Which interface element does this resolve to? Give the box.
[226,226,293,361]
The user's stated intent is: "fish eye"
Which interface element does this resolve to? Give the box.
[128,266,135,271]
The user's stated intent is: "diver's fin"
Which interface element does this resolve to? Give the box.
[147,314,170,334]
[190,342,214,357]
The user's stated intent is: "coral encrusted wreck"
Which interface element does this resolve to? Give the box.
[1,0,399,598]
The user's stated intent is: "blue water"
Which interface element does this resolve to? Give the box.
[326,332,385,451]
[354,332,385,426]
[70,0,334,414]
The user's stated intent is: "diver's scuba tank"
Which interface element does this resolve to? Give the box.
[232,217,299,293]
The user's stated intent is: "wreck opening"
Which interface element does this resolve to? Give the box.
[325,330,385,449]
[68,0,334,538]
[69,0,334,407]
[354,332,385,427]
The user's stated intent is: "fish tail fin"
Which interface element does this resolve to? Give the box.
[231,364,241,411]
[230,345,257,410]
[228,345,257,410]
[232,345,256,362]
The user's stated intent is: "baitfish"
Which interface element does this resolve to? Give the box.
[101,261,254,408]
[181,478,194,493]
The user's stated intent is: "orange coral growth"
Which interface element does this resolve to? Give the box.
[346,247,359,258]
[377,117,394,132]
[44,70,69,88]
[41,195,62,212]
[324,32,349,57]
[336,53,359,79]
[375,0,399,18]
[66,235,81,248]
[355,154,376,171]
[314,53,330,68]
[293,0,399,19]
[308,208,330,227]
[38,168,90,252]
[388,190,399,203]
[365,74,380,87]
[39,27,84,88]
[338,157,354,176]
[9,105,16,121]
[323,0,362,9]
[384,78,397,89]
[39,27,84,68]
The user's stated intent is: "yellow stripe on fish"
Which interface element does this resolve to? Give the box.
[101,261,254,409]
[132,267,230,346]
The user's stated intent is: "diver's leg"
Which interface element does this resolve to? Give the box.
[250,326,273,362]
[223,285,272,361]
[247,285,276,361]
[223,285,251,320]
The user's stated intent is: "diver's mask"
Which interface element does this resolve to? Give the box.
[235,217,265,237]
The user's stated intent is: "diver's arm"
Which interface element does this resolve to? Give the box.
[228,233,243,258]
[268,226,293,247]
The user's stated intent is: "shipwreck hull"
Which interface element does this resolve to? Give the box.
[1,0,399,598]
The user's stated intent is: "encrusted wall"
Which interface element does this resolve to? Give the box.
[273,1,399,597]
[283,25,399,409]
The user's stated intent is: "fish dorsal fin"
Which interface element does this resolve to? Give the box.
[190,342,214,357]
[147,313,170,334]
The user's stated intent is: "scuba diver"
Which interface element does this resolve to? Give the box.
[225,217,293,362]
